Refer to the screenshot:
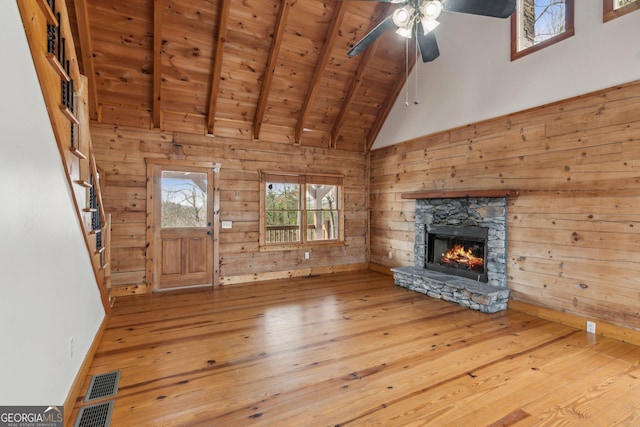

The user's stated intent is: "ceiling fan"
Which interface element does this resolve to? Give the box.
[347,0,516,63]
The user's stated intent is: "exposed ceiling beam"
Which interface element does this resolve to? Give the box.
[206,0,231,136]
[330,43,376,150]
[73,0,98,121]
[294,1,347,145]
[253,0,292,140]
[331,3,389,150]
[366,48,416,151]
[152,0,163,128]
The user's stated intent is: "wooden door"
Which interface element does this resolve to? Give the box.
[147,161,220,290]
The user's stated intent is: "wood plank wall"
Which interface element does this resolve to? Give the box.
[90,124,368,295]
[370,80,640,331]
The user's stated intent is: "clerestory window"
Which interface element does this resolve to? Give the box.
[511,0,575,61]
[604,0,640,22]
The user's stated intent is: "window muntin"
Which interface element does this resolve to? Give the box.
[511,0,575,61]
[261,172,343,249]
[604,0,640,22]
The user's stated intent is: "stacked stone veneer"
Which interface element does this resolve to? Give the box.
[392,197,509,313]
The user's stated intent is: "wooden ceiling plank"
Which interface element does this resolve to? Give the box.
[294,1,347,145]
[253,0,292,140]
[152,0,163,128]
[330,28,381,149]
[83,0,409,150]
[206,0,232,136]
[365,52,416,152]
[330,4,389,149]
[73,0,99,121]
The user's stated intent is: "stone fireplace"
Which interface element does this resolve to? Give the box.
[392,190,518,313]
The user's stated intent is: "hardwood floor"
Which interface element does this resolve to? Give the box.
[72,271,640,426]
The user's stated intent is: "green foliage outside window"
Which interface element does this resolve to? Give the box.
[265,183,301,242]
[616,0,638,7]
[263,175,342,245]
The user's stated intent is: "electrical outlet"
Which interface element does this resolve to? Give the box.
[388,251,393,259]
[586,321,596,334]
[304,251,310,260]
[69,337,74,359]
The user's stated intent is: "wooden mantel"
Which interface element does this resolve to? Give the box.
[401,189,520,199]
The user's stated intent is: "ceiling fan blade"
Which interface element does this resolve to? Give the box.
[443,0,516,18]
[417,25,440,62]
[347,15,396,58]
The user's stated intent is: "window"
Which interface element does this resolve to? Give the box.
[260,172,344,250]
[511,0,575,61]
[161,170,208,228]
[604,0,640,22]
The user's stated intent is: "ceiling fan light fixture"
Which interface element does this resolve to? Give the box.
[420,1,443,20]
[420,17,440,34]
[418,1,442,35]
[393,6,413,26]
[393,6,414,38]
[395,25,413,39]
[347,0,515,63]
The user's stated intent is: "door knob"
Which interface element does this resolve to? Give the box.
[207,230,212,235]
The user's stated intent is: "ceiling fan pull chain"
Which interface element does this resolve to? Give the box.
[414,25,420,105]
[405,36,409,106]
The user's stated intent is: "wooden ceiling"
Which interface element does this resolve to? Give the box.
[65,0,416,152]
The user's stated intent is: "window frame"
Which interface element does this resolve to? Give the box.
[259,171,345,251]
[510,0,575,61]
[604,0,640,22]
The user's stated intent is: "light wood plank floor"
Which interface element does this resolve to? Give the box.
[72,270,640,426]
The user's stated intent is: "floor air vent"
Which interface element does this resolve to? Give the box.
[74,400,114,427]
[84,370,120,402]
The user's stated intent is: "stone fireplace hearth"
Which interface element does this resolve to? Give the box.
[392,190,518,313]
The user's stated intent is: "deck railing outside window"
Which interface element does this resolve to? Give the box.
[266,225,324,243]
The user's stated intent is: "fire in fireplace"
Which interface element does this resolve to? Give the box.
[425,225,488,282]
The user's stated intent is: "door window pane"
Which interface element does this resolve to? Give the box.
[161,171,208,228]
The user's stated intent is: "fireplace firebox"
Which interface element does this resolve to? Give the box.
[426,225,488,282]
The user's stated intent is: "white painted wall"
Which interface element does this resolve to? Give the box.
[0,2,104,406]
[373,1,640,148]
